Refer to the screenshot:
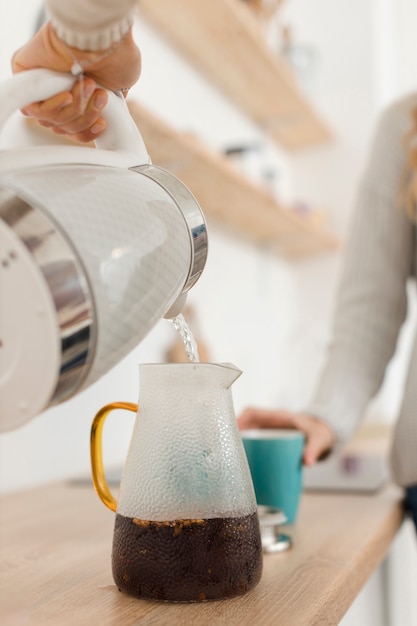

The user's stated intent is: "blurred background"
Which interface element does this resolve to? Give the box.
[1,1,417,623]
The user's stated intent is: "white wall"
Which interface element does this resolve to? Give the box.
[1,1,417,622]
[3,0,416,487]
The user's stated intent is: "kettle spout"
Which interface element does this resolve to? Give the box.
[164,293,188,319]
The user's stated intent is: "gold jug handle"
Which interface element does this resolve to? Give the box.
[90,402,138,512]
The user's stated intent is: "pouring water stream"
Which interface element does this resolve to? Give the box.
[171,313,200,362]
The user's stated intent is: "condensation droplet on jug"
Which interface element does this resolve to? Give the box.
[203,449,215,463]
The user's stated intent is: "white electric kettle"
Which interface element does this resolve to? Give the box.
[0,69,208,432]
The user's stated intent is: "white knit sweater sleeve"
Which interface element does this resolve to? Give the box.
[44,0,137,50]
[306,95,417,443]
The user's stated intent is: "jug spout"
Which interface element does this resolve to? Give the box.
[138,362,242,393]
[216,362,242,388]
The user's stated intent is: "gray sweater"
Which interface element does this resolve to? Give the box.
[44,0,137,50]
[308,94,417,487]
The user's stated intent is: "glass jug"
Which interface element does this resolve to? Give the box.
[90,362,263,602]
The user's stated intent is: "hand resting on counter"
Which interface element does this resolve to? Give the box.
[238,407,335,466]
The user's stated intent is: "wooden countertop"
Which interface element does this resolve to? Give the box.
[0,476,403,625]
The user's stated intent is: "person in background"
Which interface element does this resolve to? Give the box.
[239,95,417,528]
[11,0,141,143]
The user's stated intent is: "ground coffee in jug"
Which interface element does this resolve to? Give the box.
[112,511,262,602]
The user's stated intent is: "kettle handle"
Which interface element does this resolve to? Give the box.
[90,401,138,512]
[0,69,150,162]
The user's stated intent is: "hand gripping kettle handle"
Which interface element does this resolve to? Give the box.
[0,69,150,165]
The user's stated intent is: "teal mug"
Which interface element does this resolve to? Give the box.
[241,429,305,524]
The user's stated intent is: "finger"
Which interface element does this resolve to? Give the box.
[69,79,98,116]
[35,85,106,139]
[53,90,107,136]
[302,421,334,466]
[303,438,327,466]
[57,117,107,143]
[38,120,55,128]
[43,79,97,127]
[238,407,298,430]
[23,79,98,128]
[21,91,74,119]
[62,83,107,127]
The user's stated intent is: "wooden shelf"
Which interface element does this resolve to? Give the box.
[128,101,340,259]
[139,0,332,150]
[134,0,337,257]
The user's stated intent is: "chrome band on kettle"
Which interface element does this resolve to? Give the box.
[0,188,95,404]
[135,165,208,293]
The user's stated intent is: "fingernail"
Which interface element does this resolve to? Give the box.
[83,83,96,100]
[94,93,107,110]
[304,453,314,466]
[90,122,105,135]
